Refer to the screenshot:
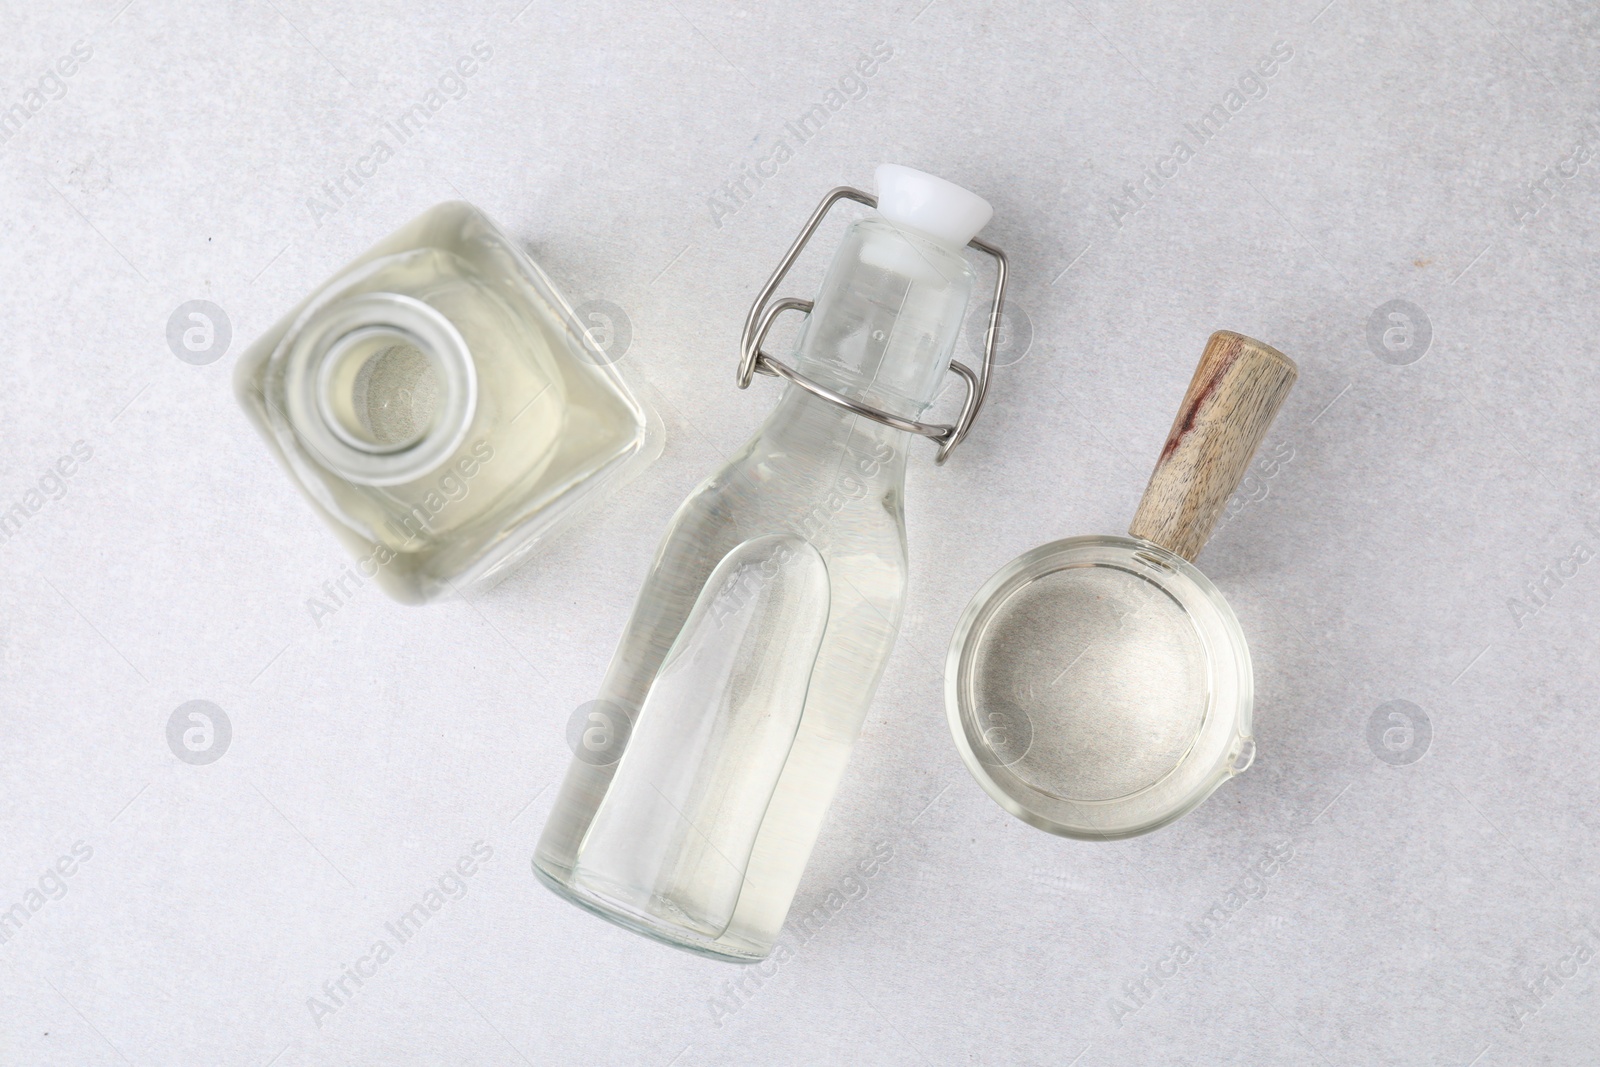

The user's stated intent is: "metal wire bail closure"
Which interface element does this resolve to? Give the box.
[737,187,1008,465]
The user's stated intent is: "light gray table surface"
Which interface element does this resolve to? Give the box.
[3,1,1598,1064]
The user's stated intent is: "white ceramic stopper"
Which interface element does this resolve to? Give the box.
[873,164,993,248]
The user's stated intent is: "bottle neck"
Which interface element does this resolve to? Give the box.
[792,217,976,423]
[281,284,478,488]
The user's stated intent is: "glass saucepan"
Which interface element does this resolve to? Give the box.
[946,331,1297,839]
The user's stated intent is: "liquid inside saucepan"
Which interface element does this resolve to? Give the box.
[969,560,1211,803]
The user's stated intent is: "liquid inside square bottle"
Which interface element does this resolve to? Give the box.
[235,201,661,603]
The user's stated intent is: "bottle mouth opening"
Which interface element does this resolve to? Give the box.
[318,326,441,453]
[284,292,478,486]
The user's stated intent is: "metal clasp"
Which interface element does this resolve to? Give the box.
[737,186,1008,465]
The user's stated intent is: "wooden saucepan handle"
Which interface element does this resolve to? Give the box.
[1128,331,1298,561]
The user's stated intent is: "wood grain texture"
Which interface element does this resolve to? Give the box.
[1128,331,1298,561]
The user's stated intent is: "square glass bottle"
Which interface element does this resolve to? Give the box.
[235,201,662,603]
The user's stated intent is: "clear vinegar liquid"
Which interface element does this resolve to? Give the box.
[535,216,976,960]
[972,563,1209,801]
[538,401,911,959]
